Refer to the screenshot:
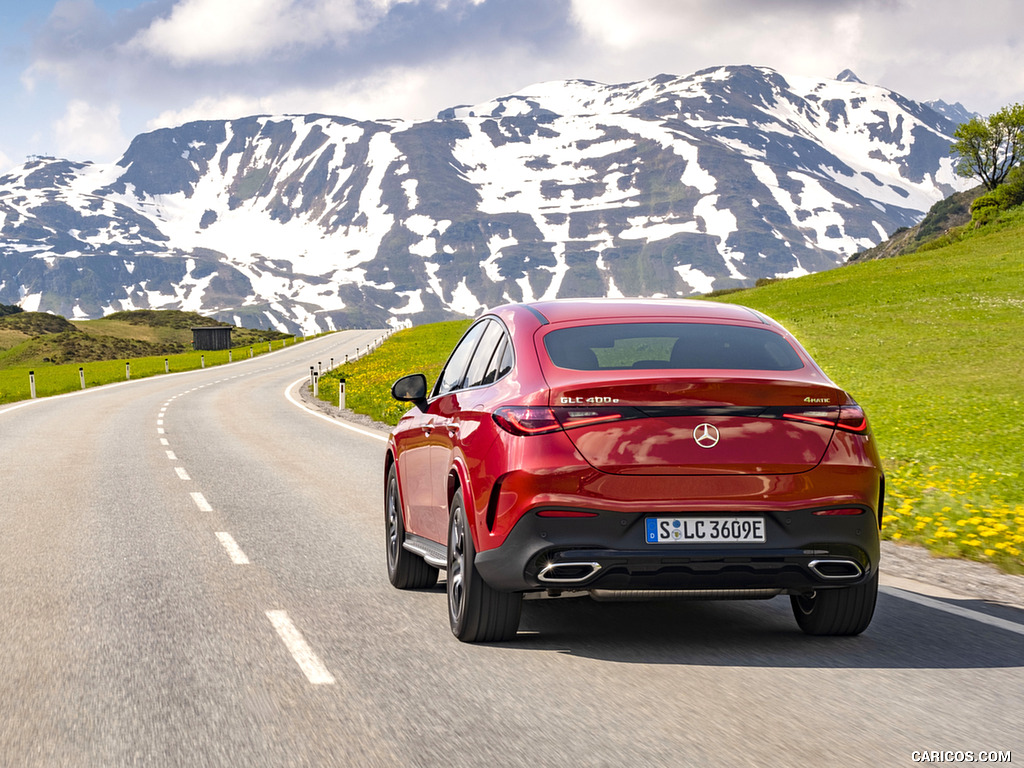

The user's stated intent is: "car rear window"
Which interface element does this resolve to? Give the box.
[542,323,803,371]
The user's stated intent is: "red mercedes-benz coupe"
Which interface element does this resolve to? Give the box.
[386,299,884,642]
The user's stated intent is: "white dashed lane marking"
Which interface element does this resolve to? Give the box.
[266,610,336,685]
[154,348,361,686]
[191,491,212,512]
[215,532,250,565]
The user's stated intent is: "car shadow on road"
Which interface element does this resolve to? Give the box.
[498,590,1024,669]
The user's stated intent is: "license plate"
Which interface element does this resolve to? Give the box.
[645,516,766,544]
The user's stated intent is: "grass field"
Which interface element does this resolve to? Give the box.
[0,309,303,403]
[713,211,1024,573]
[319,210,1024,573]
[0,339,296,404]
[315,322,471,424]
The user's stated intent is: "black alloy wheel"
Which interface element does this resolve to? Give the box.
[385,463,438,589]
[791,571,879,636]
[447,488,522,642]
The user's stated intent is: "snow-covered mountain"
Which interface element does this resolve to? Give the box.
[0,65,971,333]
[924,99,979,126]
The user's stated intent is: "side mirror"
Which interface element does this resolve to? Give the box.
[391,373,428,404]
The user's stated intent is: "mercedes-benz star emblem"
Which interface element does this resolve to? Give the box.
[693,423,720,448]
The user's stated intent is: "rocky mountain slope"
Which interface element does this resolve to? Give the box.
[0,65,972,332]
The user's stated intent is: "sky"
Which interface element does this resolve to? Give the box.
[1,0,1022,173]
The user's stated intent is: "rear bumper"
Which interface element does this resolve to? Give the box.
[474,506,880,593]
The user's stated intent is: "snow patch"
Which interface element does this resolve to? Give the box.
[402,178,419,209]
[449,279,484,316]
[675,264,716,294]
[482,232,518,282]
[392,289,425,315]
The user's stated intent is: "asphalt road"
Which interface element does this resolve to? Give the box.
[1,329,1021,768]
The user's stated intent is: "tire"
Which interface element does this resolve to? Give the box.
[791,571,879,636]
[447,488,522,642]
[385,463,438,589]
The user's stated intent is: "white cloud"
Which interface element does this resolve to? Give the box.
[8,0,1023,168]
[569,0,685,50]
[0,147,13,173]
[148,94,278,130]
[145,73,425,129]
[567,0,865,78]
[128,0,392,65]
[566,0,1024,113]
[146,53,545,128]
[54,100,126,161]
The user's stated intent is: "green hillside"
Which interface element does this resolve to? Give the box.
[0,309,291,368]
[0,309,298,402]
[320,209,1024,572]
[712,211,1024,572]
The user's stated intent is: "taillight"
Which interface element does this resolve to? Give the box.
[780,407,840,428]
[492,407,562,436]
[776,405,869,434]
[554,406,643,430]
[813,508,865,516]
[492,405,643,435]
[836,405,868,433]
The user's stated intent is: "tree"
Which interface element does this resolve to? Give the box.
[950,103,1024,190]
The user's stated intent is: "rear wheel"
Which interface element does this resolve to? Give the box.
[385,464,438,589]
[791,571,878,636]
[447,488,522,642]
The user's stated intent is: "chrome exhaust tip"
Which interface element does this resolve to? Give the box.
[808,559,864,580]
[537,562,602,584]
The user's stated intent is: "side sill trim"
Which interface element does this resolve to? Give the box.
[404,533,448,569]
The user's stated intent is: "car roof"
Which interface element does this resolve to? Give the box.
[500,298,773,326]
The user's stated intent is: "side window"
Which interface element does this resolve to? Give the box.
[496,337,514,378]
[464,321,505,389]
[434,322,487,396]
[482,333,515,384]
[480,335,507,386]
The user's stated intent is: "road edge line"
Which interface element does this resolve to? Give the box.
[880,585,1024,637]
[284,377,388,443]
